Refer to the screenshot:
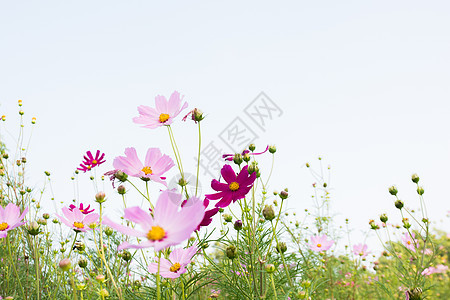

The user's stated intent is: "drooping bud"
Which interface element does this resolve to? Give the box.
[395,200,404,209]
[263,205,276,221]
[249,144,256,152]
[269,145,276,154]
[411,173,420,183]
[234,220,243,230]
[388,185,398,196]
[226,245,237,259]
[380,214,388,223]
[59,258,72,271]
[95,192,106,203]
[265,264,276,273]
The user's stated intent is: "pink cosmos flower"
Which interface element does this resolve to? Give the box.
[402,233,419,252]
[0,203,28,238]
[57,207,100,232]
[113,147,174,186]
[422,264,449,275]
[133,91,188,129]
[148,245,198,278]
[77,150,106,172]
[205,165,257,208]
[309,234,334,252]
[352,243,369,258]
[222,145,269,161]
[69,203,94,215]
[103,190,205,252]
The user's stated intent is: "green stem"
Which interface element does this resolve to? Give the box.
[270,273,278,299]
[34,235,41,300]
[195,122,201,196]
[6,235,26,299]
[157,251,161,300]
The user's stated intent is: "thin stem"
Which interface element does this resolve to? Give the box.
[6,235,26,299]
[195,122,201,196]
[157,251,162,300]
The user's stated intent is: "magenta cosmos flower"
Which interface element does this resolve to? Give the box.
[133,91,188,129]
[402,233,419,252]
[0,203,28,238]
[103,190,205,252]
[148,245,198,278]
[205,165,256,208]
[57,207,100,232]
[309,234,334,252]
[181,197,219,231]
[113,147,174,186]
[352,243,369,258]
[69,203,94,215]
[77,150,106,172]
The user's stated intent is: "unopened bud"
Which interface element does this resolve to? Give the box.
[117,185,126,195]
[233,153,243,165]
[27,221,40,236]
[78,259,88,268]
[269,145,276,154]
[59,258,72,271]
[417,186,424,195]
[31,117,36,124]
[279,190,288,200]
[395,200,404,209]
[114,170,128,182]
[99,289,109,297]
[265,264,276,273]
[95,191,106,203]
[226,245,237,259]
[121,250,132,262]
[96,274,106,283]
[223,214,232,223]
[104,227,114,236]
[19,110,24,115]
[276,242,287,254]
[411,173,420,183]
[234,220,243,230]
[43,213,50,219]
[249,144,256,152]
[263,205,275,221]
[243,153,251,162]
[380,214,388,223]
[193,108,204,122]
[388,185,398,196]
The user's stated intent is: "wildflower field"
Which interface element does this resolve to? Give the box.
[0,95,448,300]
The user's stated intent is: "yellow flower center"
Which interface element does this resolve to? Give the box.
[87,165,92,170]
[73,222,84,229]
[407,241,411,245]
[317,243,322,248]
[0,222,8,231]
[142,166,153,175]
[147,226,165,241]
[80,209,84,213]
[229,182,240,191]
[92,160,97,164]
[159,113,170,123]
[169,262,181,273]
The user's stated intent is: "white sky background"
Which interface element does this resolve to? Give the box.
[1,1,449,253]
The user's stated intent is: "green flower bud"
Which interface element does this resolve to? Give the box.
[380,214,388,223]
[27,221,40,236]
[262,205,275,221]
[233,154,243,165]
[411,173,420,183]
[117,185,126,195]
[223,214,232,223]
[74,241,85,252]
[42,213,50,219]
[269,145,276,154]
[249,144,256,152]
[276,242,287,254]
[95,191,106,203]
[78,259,88,268]
[218,208,224,213]
[44,171,50,176]
[388,185,398,196]
[265,264,276,273]
[96,274,106,283]
[99,289,109,297]
[395,200,404,209]
[104,227,114,236]
[243,153,251,162]
[226,245,237,259]
[114,170,128,182]
[417,186,424,195]
[121,250,132,262]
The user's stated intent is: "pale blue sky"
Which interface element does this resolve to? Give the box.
[1,1,449,251]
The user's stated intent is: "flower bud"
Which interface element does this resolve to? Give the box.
[395,200,404,209]
[406,288,422,300]
[178,178,188,187]
[117,185,126,195]
[1,115,5,121]
[276,242,287,254]
[218,208,224,213]
[2,153,9,159]
[388,185,398,196]
[19,110,24,115]
[263,205,275,221]
[223,214,232,223]
[234,220,243,230]
[74,241,85,252]
[31,117,36,124]
[265,264,276,273]
[243,153,251,162]
[95,191,106,203]
[193,108,204,122]
[269,145,276,154]
[96,274,106,283]
[417,186,424,195]
[44,171,51,176]
[114,170,128,182]
[249,144,256,152]
[78,259,88,268]
[104,226,114,236]
[121,250,132,262]
[133,280,142,290]
[59,258,72,271]
[18,99,23,106]
[27,221,40,236]
[411,173,420,183]
[380,214,388,223]
[302,280,311,288]
[233,154,243,165]
[43,213,50,219]
[37,218,47,226]
[279,190,288,200]
[99,289,109,297]
[52,218,60,224]
[297,291,307,299]
[226,245,237,259]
